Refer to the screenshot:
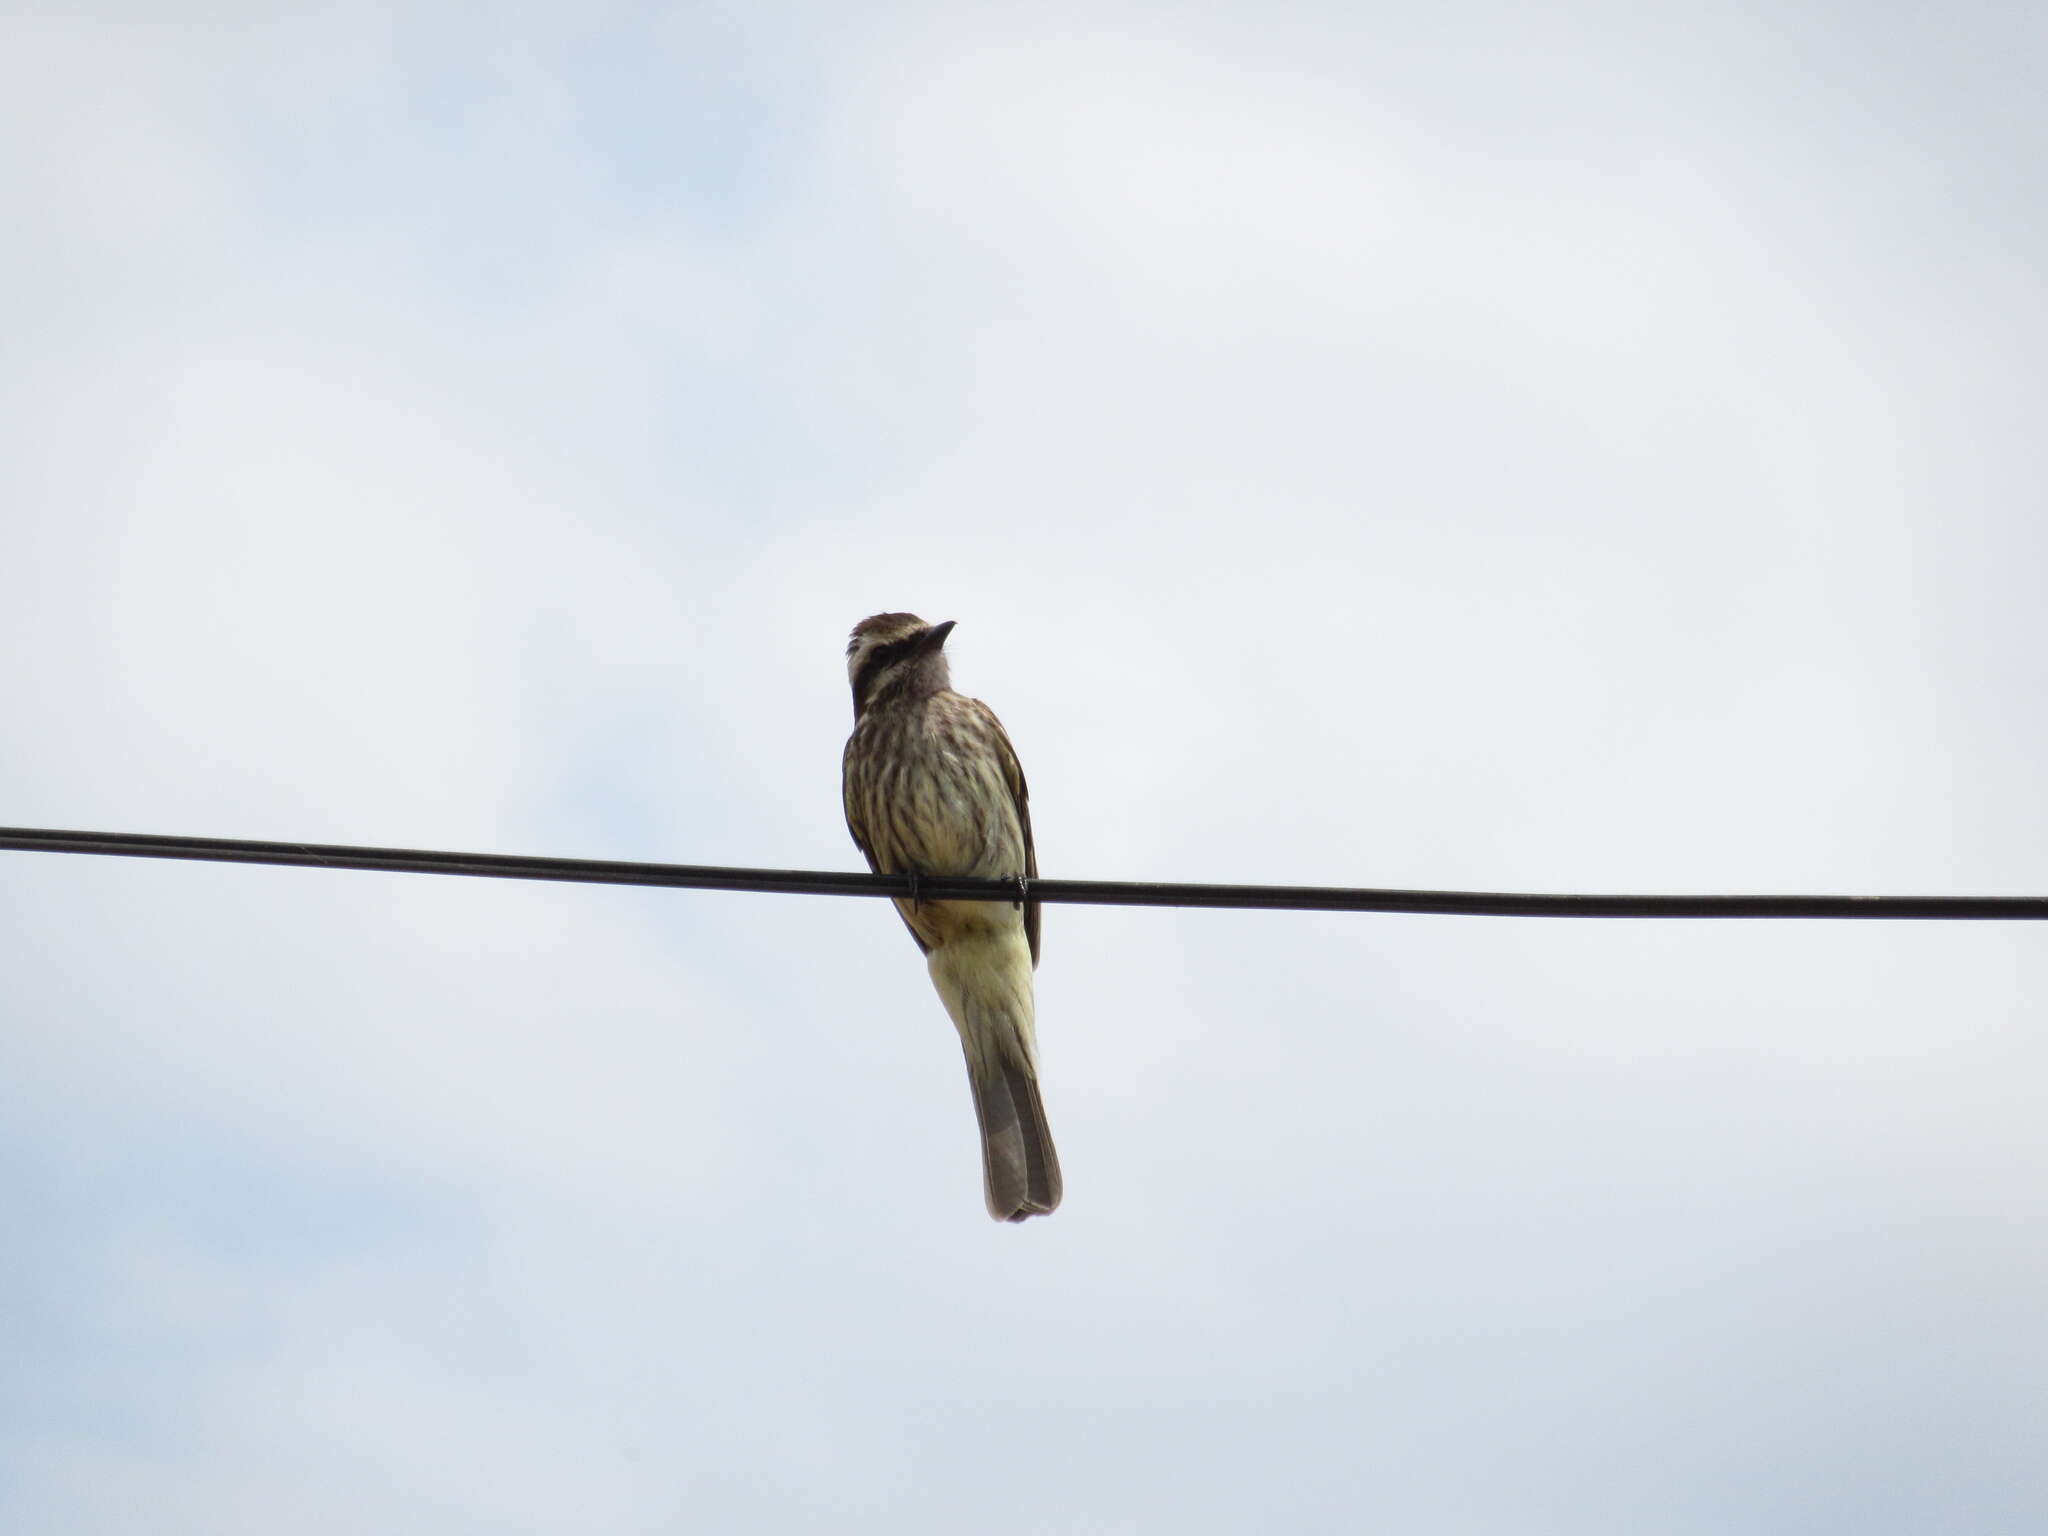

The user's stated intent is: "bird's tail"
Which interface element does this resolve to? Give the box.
[927,929,1062,1221]
[967,1053,1061,1222]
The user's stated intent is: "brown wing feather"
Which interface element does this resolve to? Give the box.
[978,700,1041,968]
[842,734,934,955]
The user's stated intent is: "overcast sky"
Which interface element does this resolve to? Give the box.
[4,2,2046,1531]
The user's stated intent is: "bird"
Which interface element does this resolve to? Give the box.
[841,613,1061,1221]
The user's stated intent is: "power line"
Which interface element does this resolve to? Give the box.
[2,824,2043,920]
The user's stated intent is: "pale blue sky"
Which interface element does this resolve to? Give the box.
[3,3,2045,1531]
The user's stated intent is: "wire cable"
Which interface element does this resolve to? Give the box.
[2,825,2043,919]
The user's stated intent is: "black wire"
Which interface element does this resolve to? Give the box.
[2,825,2043,919]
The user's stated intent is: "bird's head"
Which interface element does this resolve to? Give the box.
[846,612,955,716]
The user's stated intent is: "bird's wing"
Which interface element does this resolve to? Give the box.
[843,730,934,956]
[973,698,1040,968]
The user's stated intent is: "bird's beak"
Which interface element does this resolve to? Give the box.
[921,620,957,653]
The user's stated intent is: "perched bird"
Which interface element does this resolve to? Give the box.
[841,613,1061,1221]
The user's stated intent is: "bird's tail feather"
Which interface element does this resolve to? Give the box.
[927,930,1061,1221]
[968,1055,1061,1221]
